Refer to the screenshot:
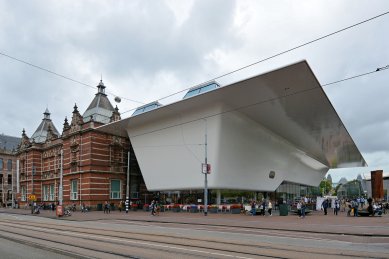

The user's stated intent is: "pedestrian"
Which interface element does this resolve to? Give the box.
[118,200,123,212]
[321,199,329,215]
[150,200,156,216]
[261,199,266,216]
[267,200,273,216]
[334,199,339,215]
[156,201,161,216]
[250,200,256,216]
[301,198,307,218]
[297,201,302,217]
[104,201,108,214]
[81,202,87,212]
[352,199,359,217]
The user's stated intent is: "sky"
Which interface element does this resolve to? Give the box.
[0,0,388,183]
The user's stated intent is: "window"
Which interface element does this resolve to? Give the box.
[132,101,162,116]
[50,184,55,201]
[110,179,121,199]
[183,82,220,99]
[7,159,12,171]
[43,185,49,201]
[0,159,3,171]
[71,180,78,200]
[8,174,12,184]
[21,186,26,201]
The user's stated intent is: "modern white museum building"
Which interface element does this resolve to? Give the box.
[98,60,366,201]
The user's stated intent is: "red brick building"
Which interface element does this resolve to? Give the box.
[0,134,20,206]
[16,80,148,209]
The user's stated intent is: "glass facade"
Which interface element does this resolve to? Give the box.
[275,181,321,204]
[337,180,363,199]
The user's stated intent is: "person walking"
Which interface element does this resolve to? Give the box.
[118,200,123,212]
[150,200,156,216]
[267,200,273,216]
[353,199,359,217]
[104,201,109,214]
[250,200,256,216]
[301,198,307,218]
[322,199,329,215]
[297,201,302,217]
[334,199,340,215]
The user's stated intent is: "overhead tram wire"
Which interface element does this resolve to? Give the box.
[0,51,144,105]
[126,65,389,141]
[104,9,389,119]
[322,66,387,87]
[151,10,389,105]
[1,10,387,116]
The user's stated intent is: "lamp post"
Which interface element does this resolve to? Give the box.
[203,119,208,216]
[59,149,63,206]
[126,151,130,213]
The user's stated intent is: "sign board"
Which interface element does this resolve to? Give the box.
[28,194,36,201]
[202,163,211,174]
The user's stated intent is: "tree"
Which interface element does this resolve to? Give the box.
[319,180,332,196]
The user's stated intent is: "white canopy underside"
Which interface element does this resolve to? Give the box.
[98,60,366,191]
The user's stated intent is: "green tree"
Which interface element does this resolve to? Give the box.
[319,180,332,196]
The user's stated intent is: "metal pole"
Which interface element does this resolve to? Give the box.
[31,164,34,214]
[126,151,130,213]
[204,119,208,216]
[11,169,14,208]
[59,149,63,206]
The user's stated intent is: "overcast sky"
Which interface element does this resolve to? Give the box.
[0,0,388,182]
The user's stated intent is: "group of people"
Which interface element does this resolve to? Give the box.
[249,199,273,216]
[320,197,387,217]
[296,197,308,218]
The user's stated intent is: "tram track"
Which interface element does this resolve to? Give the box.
[0,219,384,259]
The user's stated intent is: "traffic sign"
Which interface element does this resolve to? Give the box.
[28,194,36,201]
[202,163,211,174]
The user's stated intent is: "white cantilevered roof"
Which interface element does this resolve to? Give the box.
[98,60,366,169]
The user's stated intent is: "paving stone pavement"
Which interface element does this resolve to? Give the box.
[1,207,388,238]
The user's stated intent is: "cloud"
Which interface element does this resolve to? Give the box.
[0,0,389,182]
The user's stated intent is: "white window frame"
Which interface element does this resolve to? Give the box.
[21,186,26,201]
[70,179,78,200]
[49,184,55,201]
[43,185,49,201]
[110,179,121,199]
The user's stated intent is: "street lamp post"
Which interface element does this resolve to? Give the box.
[126,151,130,213]
[203,119,208,216]
[59,149,63,206]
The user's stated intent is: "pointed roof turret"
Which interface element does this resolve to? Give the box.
[63,117,70,131]
[110,105,121,122]
[82,80,115,124]
[30,109,60,143]
[71,103,84,126]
